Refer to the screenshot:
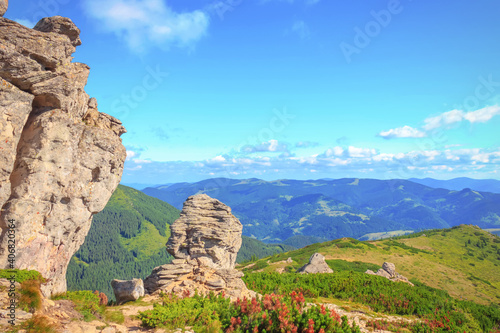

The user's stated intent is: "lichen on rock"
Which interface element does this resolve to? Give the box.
[0,16,126,296]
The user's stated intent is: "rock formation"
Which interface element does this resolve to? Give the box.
[365,262,414,286]
[0,0,7,17]
[296,253,333,274]
[0,14,126,296]
[144,194,255,300]
[111,279,145,305]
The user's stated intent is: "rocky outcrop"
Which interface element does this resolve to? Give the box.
[111,279,145,305]
[296,253,333,274]
[0,0,6,17]
[0,15,126,296]
[365,262,414,286]
[144,194,255,300]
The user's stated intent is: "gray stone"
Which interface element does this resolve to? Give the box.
[111,279,144,305]
[382,262,396,277]
[296,253,333,274]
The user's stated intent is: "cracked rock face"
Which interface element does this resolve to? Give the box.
[0,16,126,296]
[145,194,255,300]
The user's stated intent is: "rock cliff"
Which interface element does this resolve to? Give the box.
[0,13,126,296]
[144,194,255,300]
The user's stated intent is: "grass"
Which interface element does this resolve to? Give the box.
[237,225,500,305]
[104,309,125,324]
[52,290,103,322]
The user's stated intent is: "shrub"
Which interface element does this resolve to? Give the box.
[19,279,43,313]
[139,291,361,333]
[18,314,58,333]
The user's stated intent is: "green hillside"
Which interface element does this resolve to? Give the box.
[239,224,500,306]
[66,185,181,300]
[237,236,296,263]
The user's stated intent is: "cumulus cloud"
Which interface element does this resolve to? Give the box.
[463,105,500,123]
[241,140,290,154]
[381,105,500,139]
[83,0,210,52]
[378,125,427,139]
[122,146,500,182]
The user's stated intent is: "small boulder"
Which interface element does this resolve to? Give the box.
[296,253,333,274]
[111,279,144,305]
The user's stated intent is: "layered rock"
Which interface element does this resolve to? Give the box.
[144,194,255,300]
[0,16,126,296]
[365,262,414,286]
[296,253,333,274]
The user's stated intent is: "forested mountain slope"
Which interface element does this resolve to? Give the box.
[143,178,500,242]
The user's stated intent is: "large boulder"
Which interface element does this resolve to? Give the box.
[111,279,145,305]
[0,0,7,17]
[144,194,255,300]
[296,253,333,274]
[0,17,126,296]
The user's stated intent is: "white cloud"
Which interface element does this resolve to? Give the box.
[324,146,344,157]
[126,150,137,160]
[121,145,500,182]
[422,109,465,131]
[463,105,500,123]
[83,0,210,52]
[378,125,427,139]
[381,105,500,139]
[348,146,377,158]
[133,159,153,164]
[241,140,290,154]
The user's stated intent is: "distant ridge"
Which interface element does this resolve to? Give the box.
[408,177,500,194]
[143,177,500,243]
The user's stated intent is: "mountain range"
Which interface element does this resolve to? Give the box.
[409,177,500,194]
[143,178,500,243]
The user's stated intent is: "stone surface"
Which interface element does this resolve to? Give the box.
[167,194,242,269]
[382,262,396,277]
[365,262,414,286]
[0,17,126,297]
[296,253,333,274]
[144,194,255,300]
[0,0,6,17]
[111,279,145,305]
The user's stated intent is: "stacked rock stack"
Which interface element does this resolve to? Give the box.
[144,194,255,300]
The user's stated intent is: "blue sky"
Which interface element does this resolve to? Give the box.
[7,0,500,184]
